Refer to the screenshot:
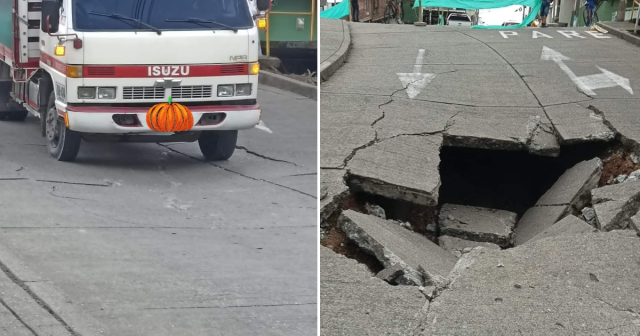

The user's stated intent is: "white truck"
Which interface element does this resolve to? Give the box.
[0,0,269,161]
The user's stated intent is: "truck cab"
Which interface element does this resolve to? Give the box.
[0,0,270,161]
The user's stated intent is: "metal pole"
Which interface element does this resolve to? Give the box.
[419,0,423,22]
[349,0,352,21]
[310,0,316,41]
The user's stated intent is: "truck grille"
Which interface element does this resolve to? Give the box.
[171,86,213,99]
[123,87,165,100]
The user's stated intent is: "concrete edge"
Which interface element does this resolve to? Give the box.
[597,22,640,47]
[258,71,317,100]
[320,21,352,82]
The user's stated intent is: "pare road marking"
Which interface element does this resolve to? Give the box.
[499,30,610,39]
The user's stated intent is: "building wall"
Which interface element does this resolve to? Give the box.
[357,0,387,22]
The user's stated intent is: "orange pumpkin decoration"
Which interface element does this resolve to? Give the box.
[146,97,194,132]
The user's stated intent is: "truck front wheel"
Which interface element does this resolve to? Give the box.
[198,130,238,161]
[45,92,81,162]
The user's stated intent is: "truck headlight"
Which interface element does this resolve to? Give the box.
[98,87,116,99]
[78,87,96,99]
[236,84,252,96]
[217,85,234,97]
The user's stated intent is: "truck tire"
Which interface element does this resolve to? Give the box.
[198,130,238,161]
[45,92,81,161]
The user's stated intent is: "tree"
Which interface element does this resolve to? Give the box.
[617,0,627,22]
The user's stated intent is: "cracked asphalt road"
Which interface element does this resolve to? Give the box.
[322,24,640,202]
[0,85,317,336]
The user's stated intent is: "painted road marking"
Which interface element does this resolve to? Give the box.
[541,46,632,96]
[256,120,273,133]
[500,30,610,39]
[397,49,436,99]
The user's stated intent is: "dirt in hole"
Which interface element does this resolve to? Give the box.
[599,146,640,186]
[320,196,385,274]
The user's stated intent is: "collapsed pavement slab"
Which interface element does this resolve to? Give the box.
[591,179,640,231]
[444,107,560,157]
[320,169,349,224]
[535,158,602,212]
[339,210,457,286]
[320,247,427,335]
[438,204,517,248]
[546,103,616,145]
[527,215,594,243]
[347,134,442,206]
[438,236,500,258]
[423,231,640,335]
[513,206,566,246]
[630,213,640,236]
[515,158,602,245]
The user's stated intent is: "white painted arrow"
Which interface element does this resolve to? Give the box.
[541,46,633,96]
[397,49,436,99]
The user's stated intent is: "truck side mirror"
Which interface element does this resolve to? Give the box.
[256,0,271,11]
[41,0,60,34]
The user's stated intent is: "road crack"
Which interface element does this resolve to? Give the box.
[236,146,305,168]
[158,144,316,199]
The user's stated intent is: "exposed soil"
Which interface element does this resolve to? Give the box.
[599,146,640,186]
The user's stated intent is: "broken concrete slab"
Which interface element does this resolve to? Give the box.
[438,204,517,248]
[630,213,640,236]
[546,103,616,145]
[536,158,602,213]
[338,210,457,286]
[320,246,427,335]
[591,179,640,231]
[528,215,594,243]
[375,264,404,284]
[581,206,597,227]
[438,236,500,258]
[444,107,560,157]
[320,169,349,225]
[347,134,442,206]
[513,205,566,246]
[423,231,640,335]
[364,202,386,219]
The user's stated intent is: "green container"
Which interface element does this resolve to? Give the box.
[0,0,13,51]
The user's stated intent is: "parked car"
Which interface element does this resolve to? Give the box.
[502,21,520,26]
[447,13,473,26]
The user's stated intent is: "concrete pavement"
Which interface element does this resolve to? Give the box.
[0,85,317,336]
[321,22,640,335]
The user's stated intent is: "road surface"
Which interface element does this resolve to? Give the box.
[0,85,317,336]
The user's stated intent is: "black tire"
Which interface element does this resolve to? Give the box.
[45,92,81,161]
[198,130,238,161]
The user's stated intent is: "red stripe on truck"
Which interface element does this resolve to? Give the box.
[40,52,67,74]
[83,63,249,78]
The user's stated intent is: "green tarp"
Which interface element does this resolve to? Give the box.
[0,0,13,50]
[320,0,350,19]
[412,0,542,29]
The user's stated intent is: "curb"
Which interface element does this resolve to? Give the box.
[597,22,640,48]
[259,71,317,100]
[320,21,352,82]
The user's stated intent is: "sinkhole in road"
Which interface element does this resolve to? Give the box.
[438,144,610,217]
[321,140,638,275]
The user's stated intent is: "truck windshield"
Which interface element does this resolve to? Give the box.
[73,0,253,31]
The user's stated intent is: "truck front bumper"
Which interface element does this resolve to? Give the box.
[61,104,261,134]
